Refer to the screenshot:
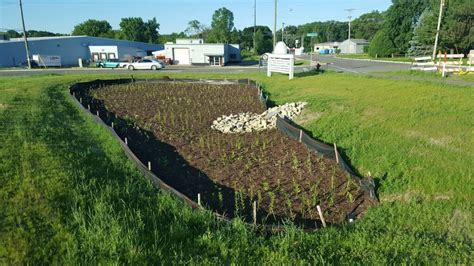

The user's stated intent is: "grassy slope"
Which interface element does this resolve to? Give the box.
[0,72,472,264]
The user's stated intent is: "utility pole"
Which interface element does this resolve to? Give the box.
[282,22,285,43]
[253,0,257,52]
[432,0,445,59]
[273,0,277,48]
[345,8,355,40]
[19,0,31,69]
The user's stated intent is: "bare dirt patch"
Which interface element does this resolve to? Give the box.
[86,82,374,227]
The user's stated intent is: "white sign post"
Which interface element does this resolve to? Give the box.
[267,42,295,80]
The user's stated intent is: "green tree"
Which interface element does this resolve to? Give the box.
[158,32,186,44]
[144,17,160,43]
[352,11,385,41]
[229,28,241,44]
[6,30,21,38]
[119,17,159,43]
[254,29,273,54]
[185,20,208,38]
[441,0,473,53]
[383,0,431,54]
[72,19,112,37]
[208,7,234,43]
[240,26,272,51]
[407,8,435,56]
[368,29,397,57]
[28,30,64,37]
[120,17,146,41]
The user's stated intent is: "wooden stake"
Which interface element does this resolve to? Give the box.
[148,161,151,171]
[198,193,201,206]
[299,130,303,142]
[253,201,257,225]
[111,122,114,128]
[96,111,99,116]
[317,205,327,228]
[125,137,128,145]
[334,143,339,164]
[79,98,82,103]
[87,105,90,111]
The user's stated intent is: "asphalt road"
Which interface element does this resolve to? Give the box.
[0,54,412,77]
[297,54,411,73]
[0,65,274,77]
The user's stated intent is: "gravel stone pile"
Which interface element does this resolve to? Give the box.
[211,102,307,133]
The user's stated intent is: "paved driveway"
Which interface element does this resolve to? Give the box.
[297,54,411,73]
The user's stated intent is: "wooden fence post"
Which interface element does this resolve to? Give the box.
[299,130,303,142]
[253,201,257,225]
[334,143,339,164]
[317,205,327,228]
[148,161,151,171]
[198,193,201,206]
[125,137,128,145]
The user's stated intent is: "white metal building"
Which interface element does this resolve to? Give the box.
[0,36,163,67]
[339,39,369,54]
[164,39,241,66]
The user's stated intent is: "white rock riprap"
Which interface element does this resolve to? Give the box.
[211,102,307,133]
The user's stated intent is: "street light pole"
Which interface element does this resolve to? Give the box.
[345,8,355,40]
[19,0,31,69]
[273,0,277,48]
[432,0,445,59]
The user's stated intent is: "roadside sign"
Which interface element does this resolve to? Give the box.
[306,33,318,37]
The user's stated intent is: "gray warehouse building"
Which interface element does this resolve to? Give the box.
[162,39,241,66]
[0,36,163,67]
[339,39,369,54]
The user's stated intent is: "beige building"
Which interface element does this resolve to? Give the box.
[314,42,340,51]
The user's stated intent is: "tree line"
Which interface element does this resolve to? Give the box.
[2,0,471,57]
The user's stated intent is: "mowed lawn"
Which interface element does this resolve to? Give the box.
[0,72,472,264]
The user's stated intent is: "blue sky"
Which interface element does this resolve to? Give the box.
[1,0,392,34]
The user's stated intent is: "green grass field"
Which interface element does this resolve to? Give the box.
[0,72,472,264]
[384,70,474,83]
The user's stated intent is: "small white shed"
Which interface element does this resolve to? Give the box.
[339,39,369,54]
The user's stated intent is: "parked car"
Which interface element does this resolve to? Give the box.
[127,59,165,70]
[96,59,121,68]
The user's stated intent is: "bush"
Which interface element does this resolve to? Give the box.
[368,29,397,58]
